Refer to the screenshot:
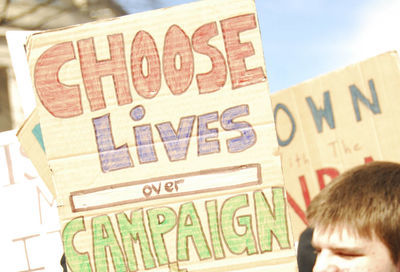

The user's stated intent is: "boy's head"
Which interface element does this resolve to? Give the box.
[307,161,400,271]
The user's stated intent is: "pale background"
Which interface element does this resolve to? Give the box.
[116,0,400,93]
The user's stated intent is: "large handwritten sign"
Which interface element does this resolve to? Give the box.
[271,51,400,239]
[24,0,296,271]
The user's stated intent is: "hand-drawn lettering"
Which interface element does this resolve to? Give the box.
[177,202,211,261]
[316,168,339,190]
[163,25,194,95]
[221,194,258,255]
[221,104,256,153]
[92,215,126,271]
[63,217,92,271]
[78,34,132,111]
[192,22,227,94]
[306,91,335,133]
[33,13,264,118]
[13,234,45,271]
[147,207,177,266]
[37,186,56,225]
[92,104,255,172]
[205,200,225,259]
[131,105,158,164]
[283,152,310,169]
[274,103,296,147]
[198,111,220,155]
[34,42,83,118]
[116,210,156,271]
[327,139,363,158]
[131,31,161,98]
[156,116,196,161]
[255,188,290,252]
[92,114,133,172]
[220,14,266,89]
[63,189,291,271]
[350,79,381,122]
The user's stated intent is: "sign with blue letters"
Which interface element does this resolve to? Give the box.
[272,51,400,240]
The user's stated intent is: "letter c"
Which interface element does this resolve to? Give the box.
[34,42,83,118]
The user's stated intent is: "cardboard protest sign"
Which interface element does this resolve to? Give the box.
[0,130,63,271]
[23,0,297,270]
[271,51,400,239]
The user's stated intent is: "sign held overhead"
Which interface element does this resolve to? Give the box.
[22,0,297,271]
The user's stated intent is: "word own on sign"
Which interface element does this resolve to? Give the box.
[271,51,400,240]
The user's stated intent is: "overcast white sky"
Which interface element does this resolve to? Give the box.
[116,0,400,92]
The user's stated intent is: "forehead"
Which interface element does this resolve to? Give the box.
[312,226,367,249]
[311,225,397,270]
[311,226,393,258]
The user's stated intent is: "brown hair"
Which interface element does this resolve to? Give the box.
[306,161,400,264]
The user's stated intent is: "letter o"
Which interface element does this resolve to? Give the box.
[143,185,152,197]
[131,31,161,98]
[163,25,194,95]
[274,103,296,147]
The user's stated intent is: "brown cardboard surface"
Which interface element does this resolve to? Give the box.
[23,0,297,271]
[271,51,400,240]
